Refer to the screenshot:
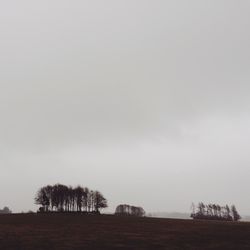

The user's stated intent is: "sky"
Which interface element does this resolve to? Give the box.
[1,0,250,214]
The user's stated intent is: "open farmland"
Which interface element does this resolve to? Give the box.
[0,214,250,249]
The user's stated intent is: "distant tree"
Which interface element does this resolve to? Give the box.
[35,187,50,212]
[190,202,195,216]
[74,186,83,212]
[217,205,221,217]
[82,187,89,212]
[191,202,238,221]
[225,205,232,220]
[212,204,218,217]
[208,204,213,217]
[35,184,107,213]
[93,191,108,213]
[115,204,145,217]
[68,186,75,211]
[231,205,241,221]
[43,185,53,211]
[87,190,94,212]
[199,202,205,216]
[0,207,12,214]
[3,207,11,213]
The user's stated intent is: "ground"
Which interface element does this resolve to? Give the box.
[0,213,249,249]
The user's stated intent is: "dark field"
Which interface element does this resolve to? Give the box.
[0,214,250,249]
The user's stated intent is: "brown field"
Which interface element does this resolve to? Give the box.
[0,214,250,249]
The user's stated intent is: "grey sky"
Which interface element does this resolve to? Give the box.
[1,0,250,214]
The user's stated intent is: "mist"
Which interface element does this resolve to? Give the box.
[1,0,250,214]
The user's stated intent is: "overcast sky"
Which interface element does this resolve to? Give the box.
[1,0,250,214]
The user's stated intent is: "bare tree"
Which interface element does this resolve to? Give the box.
[231,205,241,221]
[191,202,239,221]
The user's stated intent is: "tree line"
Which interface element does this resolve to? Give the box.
[115,204,145,217]
[35,184,107,213]
[191,202,241,221]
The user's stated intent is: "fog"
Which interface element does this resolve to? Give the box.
[1,0,250,214]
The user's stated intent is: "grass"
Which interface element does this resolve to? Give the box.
[0,213,249,249]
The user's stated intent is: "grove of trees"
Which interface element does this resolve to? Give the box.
[191,202,241,221]
[115,204,145,217]
[35,184,107,213]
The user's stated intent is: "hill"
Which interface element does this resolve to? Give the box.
[0,213,249,249]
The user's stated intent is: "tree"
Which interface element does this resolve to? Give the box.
[0,207,12,214]
[231,205,241,221]
[35,184,108,213]
[225,205,232,220]
[82,187,89,212]
[43,185,53,211]
[35,187,50,212]
[74,186,85,212]
[216,204,221,217]
[191,202,237,221]
[212,204,218,217]
[87,190,94,212]
[93,191,107,213]
[115,204,145,217]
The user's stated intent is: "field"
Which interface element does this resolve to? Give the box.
[0,214,250,249]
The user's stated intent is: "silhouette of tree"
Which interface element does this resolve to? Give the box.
[87,190,93,212]
[74,186,83,212]
[35,187,50,212]
[93,191,108,213]
[231,205,241,221]
[190,202,195,216]
[225,205,232,220]
[191,202,240,221]
[115,204,145,217]
[43,185,53,211]
[68,186,75,211]
[217,204,221,217]
[0,207,12,214]
[82,187,89,212]
[212,204,217,217]
[35,184,107,213]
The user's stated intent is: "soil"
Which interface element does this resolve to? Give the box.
[0,213,249,249]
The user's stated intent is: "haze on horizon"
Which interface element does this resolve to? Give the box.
[1,0,250,214]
